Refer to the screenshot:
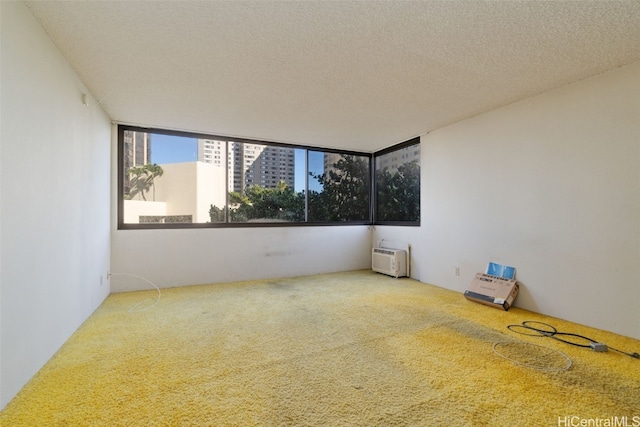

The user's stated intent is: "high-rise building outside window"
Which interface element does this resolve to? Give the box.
[118,125,377,228]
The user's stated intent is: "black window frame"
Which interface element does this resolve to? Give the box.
[117,124,373,229]
[372,137,421,226]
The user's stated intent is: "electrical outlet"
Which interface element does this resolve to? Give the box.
[454,267,460,276]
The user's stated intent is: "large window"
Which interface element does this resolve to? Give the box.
[374,137,421,225]
[118,125,372,228]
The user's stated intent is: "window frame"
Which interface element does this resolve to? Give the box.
[117,124,373,229]
[372,137,421,227]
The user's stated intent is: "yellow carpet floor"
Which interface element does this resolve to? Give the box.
[1,270,639,426]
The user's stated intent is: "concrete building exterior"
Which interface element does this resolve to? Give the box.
[124,138,296,224]
[376,143,420,173]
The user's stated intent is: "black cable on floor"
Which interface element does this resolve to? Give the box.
[507,321,639,359]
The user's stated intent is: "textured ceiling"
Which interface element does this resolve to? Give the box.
[25,1,640,152]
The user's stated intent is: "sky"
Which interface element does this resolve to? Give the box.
[149,134,198,164]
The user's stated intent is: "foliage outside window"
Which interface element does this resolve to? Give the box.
[127,163,164,201]
[118,126,372,228]
[308,151,370,222]
[225,181,305,223]
[374,138,421,224]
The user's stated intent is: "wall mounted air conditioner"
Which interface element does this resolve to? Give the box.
[372,248,407,278]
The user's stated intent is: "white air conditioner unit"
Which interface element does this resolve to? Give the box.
[372,248,407,278]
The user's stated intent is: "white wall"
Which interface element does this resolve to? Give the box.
[377,61,640,339]
[0,1,111,409]
[111,226,371,292]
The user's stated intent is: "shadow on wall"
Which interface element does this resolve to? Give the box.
[511,281,538,312]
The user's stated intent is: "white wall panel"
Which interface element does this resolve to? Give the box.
[0,1,111,409]
[110,226,371,292]
[375,61,640,339]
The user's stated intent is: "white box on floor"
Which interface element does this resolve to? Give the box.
[464,272,519,311]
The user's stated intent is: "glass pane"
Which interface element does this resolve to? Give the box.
[228,143,305,223]
[375,142,421,222]
[120,126,374,227]
[308,151,370,222]
[122,130,227,224]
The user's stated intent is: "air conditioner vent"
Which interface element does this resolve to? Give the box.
[372,248,407,278]
[372,248,396,256]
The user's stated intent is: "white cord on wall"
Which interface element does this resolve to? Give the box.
[108,272,162,313]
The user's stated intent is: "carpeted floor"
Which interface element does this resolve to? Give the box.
[1,270,639,426]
